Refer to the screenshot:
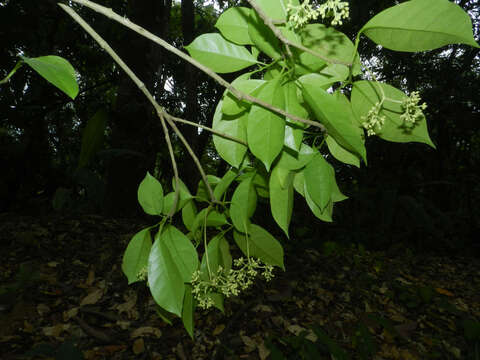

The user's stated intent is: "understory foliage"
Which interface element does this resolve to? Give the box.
[3,0,478,337]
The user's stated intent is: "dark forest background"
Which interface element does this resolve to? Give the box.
[1,0,479,255]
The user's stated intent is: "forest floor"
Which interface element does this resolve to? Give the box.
[0,213,479,360]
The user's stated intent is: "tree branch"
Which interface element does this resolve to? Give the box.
[66,0,326,132]
[58,3,217,208]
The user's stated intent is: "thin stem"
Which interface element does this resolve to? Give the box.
[68,0,325,131]
[245,0,352,67]
[58,3,217,209]
[168,114,247,146]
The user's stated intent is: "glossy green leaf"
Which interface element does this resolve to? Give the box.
[137,172,164,216]
[247,78,286,171]
[223,78,265,116]
[326,135,360,168]
[78,109,107,169]
[191,208,229,234]
[196,175,221,202]
[230,176,257,232]
[233,224,285,270]
[296,24,361,76]
[253,0,298,21]
[21,55,79,99]
[215,7,253,45]
[213,168,238,200]
[269,166,294,237]
[248,10,282,59]
[283,81,308,151]
[213,101,248,168]
[360,0,479,52]
[351,81,435,147]
[300,82,367,161]
[303,153,335,211]
[148,227,189,316]
[200,234,233,276]
[122,228,152,284]
[185,33,258,73]
[182,200,197,231]
[304,182,334,222]
[276,143,316,171]
[298,73,342,91]
[182,284,195,339]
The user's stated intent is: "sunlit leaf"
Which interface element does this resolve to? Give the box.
[185,33,258,73]
[360,0,479,52]
[137,172,164,216]
[21,55,79,99]
[215,7,253,45]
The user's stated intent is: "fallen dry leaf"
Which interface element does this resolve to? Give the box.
[37,303,50,316]
[42,323,70,338]
[63,307,79,321]
[80,288,103,306]
[131,326,162,339]
[133,338,145,354]
[257,341,270,360]
[212,324,225,336]
[241,335,257,352]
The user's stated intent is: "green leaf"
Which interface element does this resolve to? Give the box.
[191,209,229,234]
[223,78,265,116]
[215,7,254,45]
[21,55,79,99]
[326,135,360,168]
[305,182,334,222]
[253,0,298,21]
[196,175,221,202]
[303,153,335,211]
[359,0,479,52]
[269,166,294,237]
[230,176,257,232]
[296,24,361,76]
[283,81,307,151]
[137,172,164,216]
[248,10,282,60]
[200,234,233,276]
[213,101,248,168]
[300,83,367,161]
[122,228,152,284]
[247,78,286,171]
[276,143,316,171]
[185,33,258,73]
[77,108,107,169]
[233,224,285,270]
[148,226,199,316]
[351,81,435,148]
[213,168,239,200]
[182,200,197,231]
[182,284,195,339]
[298,73,342,91]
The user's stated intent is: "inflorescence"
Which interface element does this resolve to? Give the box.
[400,91,427,132]
[191,257,275,310]
[362,101,386,136]
[287,0,350,29]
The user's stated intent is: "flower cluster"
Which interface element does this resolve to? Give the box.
[191,257,275,310]
[400,91,427,132]
[318,0,350,26]
[286,0,349,29]
[362,101,386,136]
[137,266,148,282]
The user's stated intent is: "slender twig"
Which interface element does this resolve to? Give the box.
[67,0,325,131]
[245,0,352,67]
[167,114,247,146]
[58,3,217,209]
